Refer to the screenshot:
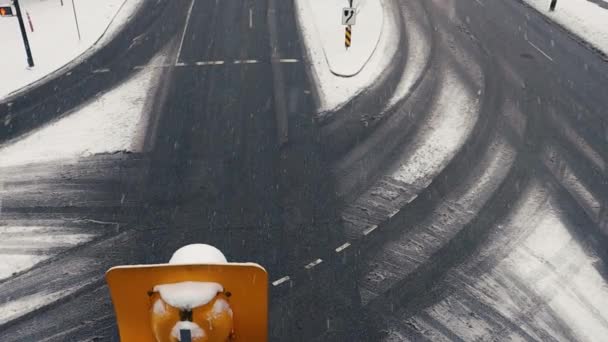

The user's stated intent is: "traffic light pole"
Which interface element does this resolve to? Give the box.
[13,0,34,67]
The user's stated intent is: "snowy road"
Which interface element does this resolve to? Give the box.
[1,0,608,341]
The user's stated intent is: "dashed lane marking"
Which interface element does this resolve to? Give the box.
[249,8,253,29]
[92,68,110,73]
[128,58,298,71]
[195,61,225,66]
[335,242,351,253]
[234,59,258,64]
[363,224,378,236]
[304,258,323,270]
[272,276,290,286]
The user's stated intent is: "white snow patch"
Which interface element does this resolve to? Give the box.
[523,0,608,55]
[211,298,233,318]
[169,244,228,265]
[153,298,166,315]
[391,66,479,187]
[0,270,99,325]
[504,204,608,341]
[410,181,608,341]
[296,0,399,111]
[0,49,168,168]
[384,0,431,110]
[171,321,205,341]
[154,281,223,310]
[0,225,97,280]
[0,0,143,99]
[470,183,608,341]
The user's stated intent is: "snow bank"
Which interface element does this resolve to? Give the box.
[0,48,169,168]
[154,282,223,310]
[169,244,228,265]
[0,0,141,99]
[389,58,481,190]
[500,187,608,341]
[296,0,399,111]
[0,226,96,280]
[303,0,383,77]
[523,0,608,55]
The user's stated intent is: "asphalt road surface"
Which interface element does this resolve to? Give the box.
[1,0,607,341]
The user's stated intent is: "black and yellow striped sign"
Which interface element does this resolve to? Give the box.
[345,25,352,48]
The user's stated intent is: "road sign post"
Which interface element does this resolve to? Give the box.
[71,0,81,41]
[345,25,352,48]
[342,2,356,49]
[13,0,35,67]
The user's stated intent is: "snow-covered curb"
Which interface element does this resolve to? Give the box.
[0,0,145,101]
[296,0,399,112]
[521,0,608,58]
[0,47,170,168]
[303,0,383,77]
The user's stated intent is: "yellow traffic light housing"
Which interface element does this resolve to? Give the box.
[106,263,268,341]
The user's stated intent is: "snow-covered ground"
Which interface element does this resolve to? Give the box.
[296,0,399,112]
[524,0,608,55]
[0,225,97,280]
[404,181,608,341]
[0,0,142,99]
[0,49,169,168]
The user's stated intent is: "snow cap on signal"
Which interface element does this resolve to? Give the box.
[169,244,227,264]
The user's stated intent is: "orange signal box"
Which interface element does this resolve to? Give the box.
[106,263,268,341]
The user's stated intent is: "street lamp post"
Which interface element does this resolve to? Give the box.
[71,0,81,40]
[13,0,34,67]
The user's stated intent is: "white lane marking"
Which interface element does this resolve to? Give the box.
[234,59,258,64]
[528,41,554,62]
[272,276,290,286]
[133,64,173,70]
[388,209,400,218]
[195,61,225,66]
[304,258,323,269]
[474,0,485,6]
[175,62,187,67]
[176,0,196,64]
[279,58,299,63]
[249,8,253,28]
[92,68,110,74]
[362,225,378,236]
[335,242,351,253]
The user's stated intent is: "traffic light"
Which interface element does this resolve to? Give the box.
[0,6,14,17]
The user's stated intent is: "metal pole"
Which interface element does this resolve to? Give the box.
[13,0,34,67]
[71,0,81,41]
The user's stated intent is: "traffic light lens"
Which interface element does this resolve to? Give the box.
[0,6,13,17]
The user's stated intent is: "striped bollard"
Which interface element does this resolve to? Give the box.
[345,25,352,48]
